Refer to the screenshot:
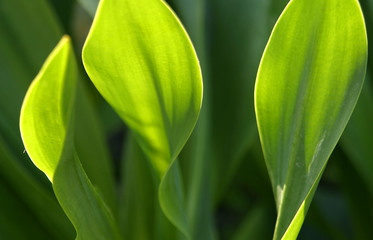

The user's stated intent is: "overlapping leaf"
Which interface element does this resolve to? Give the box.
[167,1,217,239]
[1,0,117,238]
[254,0,367,239]
[82,0,203,238]
[20,36,121,240]
[119,134,177,240]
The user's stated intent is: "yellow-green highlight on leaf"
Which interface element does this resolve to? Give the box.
[20,36,121,240]
[254,0,368,239]
[82,0,203,178]
[82,0,203,238]
[20,35,76,182]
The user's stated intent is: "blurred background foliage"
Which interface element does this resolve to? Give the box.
[1,0,373,239]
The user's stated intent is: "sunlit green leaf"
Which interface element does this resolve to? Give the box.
[82,0,203,238]
[20,36,76,181]
[254,0,367,239]
[20,36,121,240]
[82,0,202,177]
[1,0,117,236]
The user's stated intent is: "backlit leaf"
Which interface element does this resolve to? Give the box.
[20,36,121,240]
[82,0,203,238]
[254,0,367,239]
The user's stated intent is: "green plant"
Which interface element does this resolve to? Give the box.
[1,0,373,239]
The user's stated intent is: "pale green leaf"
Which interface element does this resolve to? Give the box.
[20,36,121,240]
[20,36,76,181]
[254,0,367,239]
[82,0,202,177]
[82,0,203,237]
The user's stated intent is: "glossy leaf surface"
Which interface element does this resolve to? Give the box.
[254,0,367,239]
[20,36,120,240]
[82,0,202,237]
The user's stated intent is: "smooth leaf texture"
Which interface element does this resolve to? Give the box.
[20,36,121,240]
[254,0,367,239]
[82,0,203,238]
[83,0,202,177]
[1,0,116,232]
[20,36,76,181]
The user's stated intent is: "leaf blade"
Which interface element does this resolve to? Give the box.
[82,0,203,238]
[20,36,75,181]
[20,36,121,240]
[82,0,202,176]
[254,0,368,239]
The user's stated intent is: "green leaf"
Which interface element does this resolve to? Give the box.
[119,135,157,240]
[74,82,117,213]
[82,0,202,177]
[20,36,121,240]
[254,0,367,239]
[82,0,203,238]
[20,36,76,181]
[119,134,177,240]
[1,0,117,235]
[165,2,217,240]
